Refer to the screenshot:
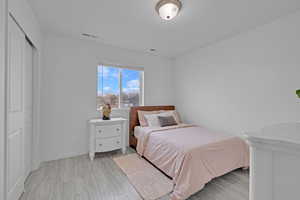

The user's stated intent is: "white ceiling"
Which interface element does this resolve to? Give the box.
[28,0,300,58]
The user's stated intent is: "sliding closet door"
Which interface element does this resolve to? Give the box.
[7,15,25,200]
[24,39,33,178]
[0,0,7,199]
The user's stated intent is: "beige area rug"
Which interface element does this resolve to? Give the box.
[113,153,173,200]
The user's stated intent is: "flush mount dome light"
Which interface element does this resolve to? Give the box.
[156,0,182,21]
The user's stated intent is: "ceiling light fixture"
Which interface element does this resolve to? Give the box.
[155,0,182,21]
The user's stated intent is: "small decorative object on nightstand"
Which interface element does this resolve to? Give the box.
[88,117,127,161]
[102,103,111,120]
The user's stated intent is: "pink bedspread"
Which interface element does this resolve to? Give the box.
[136,124,249,200]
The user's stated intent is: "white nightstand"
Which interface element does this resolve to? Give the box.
[88,117,127,161]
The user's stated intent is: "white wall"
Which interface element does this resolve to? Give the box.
[174,11,300,135]
[40,34,174,162]
[0,0,7,198]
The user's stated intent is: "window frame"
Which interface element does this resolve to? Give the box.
[97,63,144,110]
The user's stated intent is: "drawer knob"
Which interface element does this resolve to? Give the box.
[116,141,120,144]
[98,130,102,133]
[116,128,120,131]
[99,143,102,146]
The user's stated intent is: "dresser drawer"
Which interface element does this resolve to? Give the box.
[95,137,121,152]
[95,124,121,138]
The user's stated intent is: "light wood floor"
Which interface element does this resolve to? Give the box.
[20,149,249,200]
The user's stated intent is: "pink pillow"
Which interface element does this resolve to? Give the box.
[137,110,162,127]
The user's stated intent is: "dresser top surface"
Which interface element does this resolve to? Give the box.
[89,117,127,124]
[245,122,300,146]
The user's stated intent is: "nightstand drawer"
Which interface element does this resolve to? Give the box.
[95,124,121,138]
[95,137,121,152]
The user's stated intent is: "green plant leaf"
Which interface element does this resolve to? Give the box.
[296,89,300,98]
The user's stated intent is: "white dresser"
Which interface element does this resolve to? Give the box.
[244,123,300,200]
[88,118,127,160]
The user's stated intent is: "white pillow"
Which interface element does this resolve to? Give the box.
[144,112,173,127]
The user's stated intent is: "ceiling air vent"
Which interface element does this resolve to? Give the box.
[81,33,98,39]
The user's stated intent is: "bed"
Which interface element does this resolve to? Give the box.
[129,106,249,200]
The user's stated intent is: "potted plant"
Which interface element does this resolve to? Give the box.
[297,89,300,98]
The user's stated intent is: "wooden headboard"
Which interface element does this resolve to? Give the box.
[129,105,175,148]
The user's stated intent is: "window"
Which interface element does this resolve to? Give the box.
[97,65,144,110]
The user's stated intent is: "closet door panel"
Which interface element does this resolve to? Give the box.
[7,16,25,200]
[24,39,33,178]
[8,20,23,113]
[7,129,23,189]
